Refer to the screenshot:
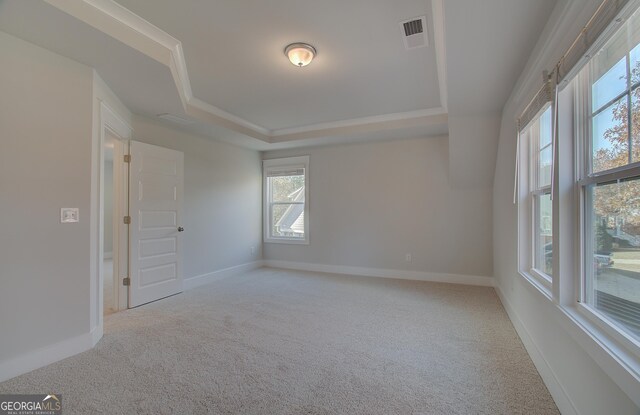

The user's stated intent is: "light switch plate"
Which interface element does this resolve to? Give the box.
[61,208,79,223]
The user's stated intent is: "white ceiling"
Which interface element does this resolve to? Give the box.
[444,0,558,116]
[0,0,183,120]
[0,0,558,150]
[114,0,441,131]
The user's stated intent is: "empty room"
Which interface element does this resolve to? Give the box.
[0,0,639,414]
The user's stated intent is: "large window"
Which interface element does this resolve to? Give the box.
[577,9,640,343]
[515,1,640,397]
[263,156,309,244]
[519,105,554,288]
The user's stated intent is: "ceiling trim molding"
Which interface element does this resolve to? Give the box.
[43,0,446,144]
[271,107,446,138]
[44,0,272,141]
[272,112,448,143]
[432,0,448,111]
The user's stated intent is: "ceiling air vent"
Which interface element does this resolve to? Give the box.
[403,19,423,36]
[400,16,428,50]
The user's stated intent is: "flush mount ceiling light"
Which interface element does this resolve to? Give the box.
[284,43,316,67]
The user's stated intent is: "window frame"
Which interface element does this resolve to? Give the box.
[515,2,640,404]
[574,53,640,352]
[263,156,310,245]
[518,104,554,293]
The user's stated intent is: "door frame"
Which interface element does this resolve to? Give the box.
[95,102,132,331]
[103,133,129,313]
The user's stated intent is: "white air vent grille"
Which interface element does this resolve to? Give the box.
[400,16,428,50]
[403,19,423,37]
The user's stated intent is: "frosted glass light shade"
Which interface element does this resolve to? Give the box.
[285,43,316,67]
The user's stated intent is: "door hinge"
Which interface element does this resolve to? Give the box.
[124,216,131,224]
[123,277,130,286]
[124,154,131,163]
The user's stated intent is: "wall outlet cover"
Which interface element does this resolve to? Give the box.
[61,208,79,223]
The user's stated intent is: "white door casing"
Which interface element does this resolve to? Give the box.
[129,141,184,307]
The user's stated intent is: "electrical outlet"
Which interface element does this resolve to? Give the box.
[61,208,79,223]
[405,253,412,262]
[251,246,256,255]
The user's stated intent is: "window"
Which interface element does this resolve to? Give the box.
[518,105,554,288]
[263,156,309,244]
[514,0,640,397]
[577,9,640,343]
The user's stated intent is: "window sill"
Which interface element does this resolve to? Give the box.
[519,269,553,301]
[556,303,640,407]
[264,238,309,245]
[516,269,640,407]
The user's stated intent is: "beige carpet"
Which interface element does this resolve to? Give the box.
[0,268,558,414]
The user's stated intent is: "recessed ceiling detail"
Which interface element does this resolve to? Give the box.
[0,0,455,149]
[116,0,445,127]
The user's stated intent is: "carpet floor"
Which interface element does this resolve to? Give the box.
[0,268,558,414]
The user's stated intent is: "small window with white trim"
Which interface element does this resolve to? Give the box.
[518,105,554,288]
[263,156,309,244]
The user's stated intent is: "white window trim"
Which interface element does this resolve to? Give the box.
[528,268,553,292]
[573,41,640,338]
[263,156,310,245]
[559,76,640,405]
[515,86,640,408]
[514,2,640,405]
[517,104,554,296]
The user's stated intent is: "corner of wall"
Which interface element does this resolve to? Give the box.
[448,113,502,190]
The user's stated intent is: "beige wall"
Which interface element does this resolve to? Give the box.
[0,31,94,363]
[131,116,263,280]
[264,137,493,278]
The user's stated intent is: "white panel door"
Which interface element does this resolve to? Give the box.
[129,141,184,307]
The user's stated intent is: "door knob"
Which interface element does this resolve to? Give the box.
[178,227,184,232]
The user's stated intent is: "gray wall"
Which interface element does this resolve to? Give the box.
[0,31,93,362]
[264,137,493,277]
[131,115,263,280]
[0,31,263,372]
[492,0,639,413]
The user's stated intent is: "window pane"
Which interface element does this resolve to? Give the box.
[539,107,553,148]
[592,97,629,173]
[591,56,627,112]
[630,43,640,85]
[271,203,305,239]
[268,174,305,202]
[539,146,552,188]
[535,193,553,277]
[587,178,640,341]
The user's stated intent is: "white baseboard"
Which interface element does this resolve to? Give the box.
[0,331,95,383]
[91,323,103,347]
[263,260,494,287]
[184,260,264,290]
[494,285,578,415]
